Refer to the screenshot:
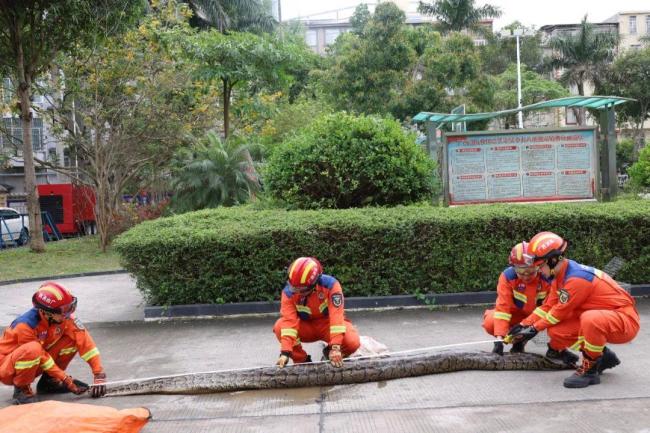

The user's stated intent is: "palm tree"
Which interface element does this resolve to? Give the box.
[184,0,275,33]
[417,0,501,34]
[170,132,261,212]
[547,15,618,124]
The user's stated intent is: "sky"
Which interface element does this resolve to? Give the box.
[280,0,650,30]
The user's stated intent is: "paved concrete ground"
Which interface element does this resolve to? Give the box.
[0,273,143,324]
[1,278,649,432]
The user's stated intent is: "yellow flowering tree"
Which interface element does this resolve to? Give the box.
[42,2,218,250]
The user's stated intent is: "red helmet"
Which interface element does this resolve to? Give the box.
[508,242,535,267]
[288,257,322,291]
[32,282,77,316]
[529,231,567,265]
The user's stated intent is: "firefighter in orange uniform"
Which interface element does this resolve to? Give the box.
[508,232,640,388]
[483,242,552,355]
[273,257,360,368]
[0,282,107,404]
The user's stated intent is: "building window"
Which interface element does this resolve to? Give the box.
[565,107,578,125]
[1,117,44,151]
[629,16,637,35]
[305,30,317,48]
[325,28,341,45]
[646,15,650,34]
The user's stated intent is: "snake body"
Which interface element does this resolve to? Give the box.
[104,351,570,396]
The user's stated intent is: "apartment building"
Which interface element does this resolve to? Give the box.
[297,1,491,55]
[603,11,650,51]
[0,78,68,210]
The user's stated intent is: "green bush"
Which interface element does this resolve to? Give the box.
[114,201,650,305]
[617,138,636,173]
[629,145,650,188]
[264,112,438,209]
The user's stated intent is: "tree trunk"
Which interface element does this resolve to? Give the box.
[576,80,585,126]
[95,180,111,252]
[223,80,231,139]
[633,119,646,157]
[15,23,45,252]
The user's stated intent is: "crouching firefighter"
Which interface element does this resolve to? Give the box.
[0,282,107,404]
[483,242,551,356]
[506,232,640,388]
[273,257,360,368]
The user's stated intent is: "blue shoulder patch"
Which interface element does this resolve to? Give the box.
[503,267,518,281]
[11,308,41,329]
[564,260,596,283]
[282,284,294,298]
[318,274,337,290]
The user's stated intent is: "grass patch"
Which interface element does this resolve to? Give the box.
[0,236,122,282]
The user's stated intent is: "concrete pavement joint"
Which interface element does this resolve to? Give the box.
[318,387,327,433]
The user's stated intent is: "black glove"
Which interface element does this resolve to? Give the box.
[508,324,524,336]
[492,341,504,356]
[510,325,538,343]
[91,372,107,398]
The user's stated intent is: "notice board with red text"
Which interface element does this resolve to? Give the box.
[443,127,598,205]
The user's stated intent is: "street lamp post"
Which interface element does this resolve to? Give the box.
[514,29,523,129]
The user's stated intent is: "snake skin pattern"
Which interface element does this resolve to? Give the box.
[104,351,570,396]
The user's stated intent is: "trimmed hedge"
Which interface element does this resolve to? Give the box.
[114,201,650,305]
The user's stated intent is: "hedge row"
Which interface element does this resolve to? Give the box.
[114,200,650,305]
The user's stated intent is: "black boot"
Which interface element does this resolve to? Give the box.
[13,385,37,404]
[510,340,527,354]
[597,347,620,374]
[545,344,579,367]
[321,346,330,362]
[563,353,601,388]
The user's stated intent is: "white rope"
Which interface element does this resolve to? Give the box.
[95,339,499,388]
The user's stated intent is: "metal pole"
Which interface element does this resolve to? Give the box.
[516,34,523,129]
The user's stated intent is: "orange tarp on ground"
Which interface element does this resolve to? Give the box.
[0,401,150,433]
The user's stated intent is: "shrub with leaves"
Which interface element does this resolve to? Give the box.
[264,112,437,208]
[628,145,650,188]
[169,131,260,212]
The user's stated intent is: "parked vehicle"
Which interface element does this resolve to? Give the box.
[0,207,29,246]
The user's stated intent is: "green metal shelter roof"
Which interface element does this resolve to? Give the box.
[413,96,635,124]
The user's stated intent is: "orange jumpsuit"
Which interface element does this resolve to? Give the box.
[0,308,103,387]
[483,267,551,337]
[273,274,360,362]
[521,260,640,359]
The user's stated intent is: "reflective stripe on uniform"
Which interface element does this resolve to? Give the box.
[330,325,346,334]
[569,336,585,351]
[532,307,548,319]
[536,291,547,301]
[293,338,302,346]
[546,313,560,325]
[14,357,40,370]
[59,347,77,356]
[81,347,100,361]
[513,291,527,303]
[584,340,605,353]
[281,328,298,338]
[41,357,55,370]
[296,305,311,315]
[319,301,328,313]
[494,311,512,321]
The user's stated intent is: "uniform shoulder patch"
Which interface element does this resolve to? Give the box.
[558,289,570,304]
[331,293,343,308]
[73,317,85,330]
